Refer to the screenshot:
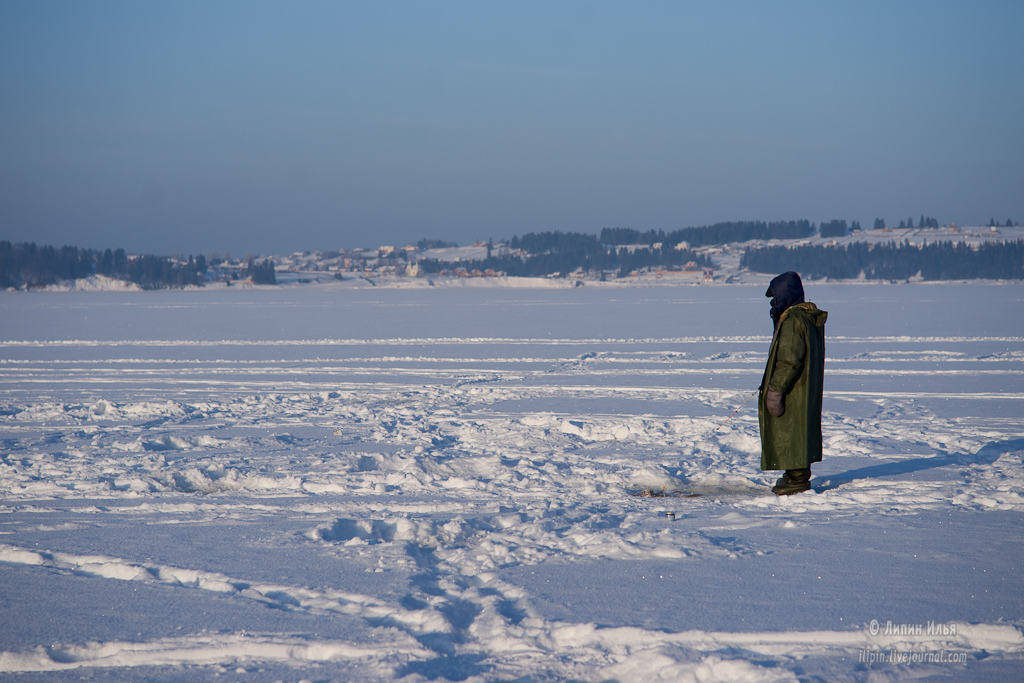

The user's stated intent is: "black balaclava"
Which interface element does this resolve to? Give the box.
[765,271,805,331]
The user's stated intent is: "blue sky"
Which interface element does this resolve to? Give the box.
[2,1,1022,255]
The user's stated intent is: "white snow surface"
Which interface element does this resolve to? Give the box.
[1,283,1023,682]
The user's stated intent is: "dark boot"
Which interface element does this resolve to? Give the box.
[772,468,811,495]
[771,468,806,487]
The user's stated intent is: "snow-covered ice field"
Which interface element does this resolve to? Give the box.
[1,283,1023,682]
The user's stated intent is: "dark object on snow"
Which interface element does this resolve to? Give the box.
[759,271,827,474]
[771,468,812,495]
[766,271,805,332]
[765,388,785,417]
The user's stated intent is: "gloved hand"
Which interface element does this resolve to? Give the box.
[766,389,785,417]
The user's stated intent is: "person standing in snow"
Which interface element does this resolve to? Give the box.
[759,271,828,495]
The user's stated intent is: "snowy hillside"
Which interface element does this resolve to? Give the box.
[1,284,1023,681]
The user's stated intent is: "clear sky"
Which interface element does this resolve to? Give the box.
[2,1,1022,256]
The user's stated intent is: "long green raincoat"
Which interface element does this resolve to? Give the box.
[759,302,828,471]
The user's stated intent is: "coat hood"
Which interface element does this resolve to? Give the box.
[766,271,805,331]
[780,301,828,329]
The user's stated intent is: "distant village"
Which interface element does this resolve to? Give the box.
[247,221,1024,286]
[270,240,715,284]
[4,220,1022,291]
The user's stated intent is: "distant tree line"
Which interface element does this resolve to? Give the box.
[741,240,1024,281]
[420,231,713,277]
[119,253,208,288]
[819,220,862,238]
[598,220,814,248]
[1,241,211,289]
[510,231,605,254]
[0,242,94,288]
[246,258,277,285]
[885,215,942,229]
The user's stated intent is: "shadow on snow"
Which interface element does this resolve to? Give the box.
[818,437,1024,490]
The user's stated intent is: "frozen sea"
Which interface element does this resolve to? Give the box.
[1,282,1023,682]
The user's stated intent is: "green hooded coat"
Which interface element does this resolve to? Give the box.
[758,302,828,471]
